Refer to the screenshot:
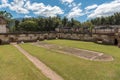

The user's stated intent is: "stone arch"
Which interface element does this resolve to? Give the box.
[9,37,15,42]
[114,39,118,45]
[44,35,48,39]
[37,37,40,40]
[56,35,58,39]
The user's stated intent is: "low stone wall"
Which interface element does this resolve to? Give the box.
[0,32,119,46]
[92,34,115,45]
[56,33,93,41]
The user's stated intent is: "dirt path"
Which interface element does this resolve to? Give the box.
[12,43,64,80]
[33,42,113,61]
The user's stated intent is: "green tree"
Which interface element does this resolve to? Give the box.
[62,17,68,27]
[82,21,94,32]
[19,21,38,31]
[90,12,120,25]
[14,20,20,31]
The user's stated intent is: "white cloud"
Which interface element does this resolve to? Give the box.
[25,1,64,17]
[88,0,120,18]
[24,1,45,11]
[60,0,78,8]
[24,15,32,18]
[0,0,9,8]
[67,4,83,19]
[85,4,98,11]
[61,0,73,4]
[0,0,64,17]
[34,6,64,17]
[1,0,8,4]
[60,0,83,19]
[0,0,29,14]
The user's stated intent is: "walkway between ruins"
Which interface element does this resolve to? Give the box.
[12,43,64,80]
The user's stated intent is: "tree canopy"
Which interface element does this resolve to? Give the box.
[14,16,82,32]
[1,10,118,32]
[18,21,38,31]
[89,12,120,25]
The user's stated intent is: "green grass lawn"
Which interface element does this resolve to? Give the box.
[45,39,120,60]
[0,45,49,80]
[20,40,120,80]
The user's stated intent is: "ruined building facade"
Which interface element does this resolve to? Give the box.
[0,16,8,33]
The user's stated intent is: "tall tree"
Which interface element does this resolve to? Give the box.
[62,17,68,27]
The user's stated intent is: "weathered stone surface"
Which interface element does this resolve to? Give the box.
[0,32,119,46]
[33,42,114,61]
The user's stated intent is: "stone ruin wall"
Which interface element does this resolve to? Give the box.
[0,32,119,46]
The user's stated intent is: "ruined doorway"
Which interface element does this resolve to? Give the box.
[44,35,48,39]
[0,39,2,45]
[114,39,118,45]
[9,37,15,42]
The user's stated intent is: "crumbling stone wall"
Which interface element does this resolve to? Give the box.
[0,32,119,46]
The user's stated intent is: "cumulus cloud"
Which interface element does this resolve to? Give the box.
[60,0,83,19]
[34,6,64,17]
[0,0,29,14]
[67,3,83,19]
[24,1,64,17]
[0,0,9,8]
[88,0,120,18]
[0,0,64,17]
[9,0,29,14]
[1,0,8,4]
[85,4,98,11]
[24,1,45,11]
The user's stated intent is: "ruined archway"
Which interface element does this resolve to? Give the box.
[44,35,48,39]
[9,37,15,42]
[37,37,40,40]
[114,39,118,45]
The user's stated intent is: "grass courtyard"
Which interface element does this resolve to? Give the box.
[1,40,120,80]
[0,45,49,80]
[20,40,120,80]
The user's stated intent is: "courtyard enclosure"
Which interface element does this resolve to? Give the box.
[0,1,120,80]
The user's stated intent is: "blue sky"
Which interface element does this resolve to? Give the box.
[0,0,120,22]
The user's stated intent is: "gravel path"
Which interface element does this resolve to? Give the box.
[33,42,113,61]
[12,43,64,80]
